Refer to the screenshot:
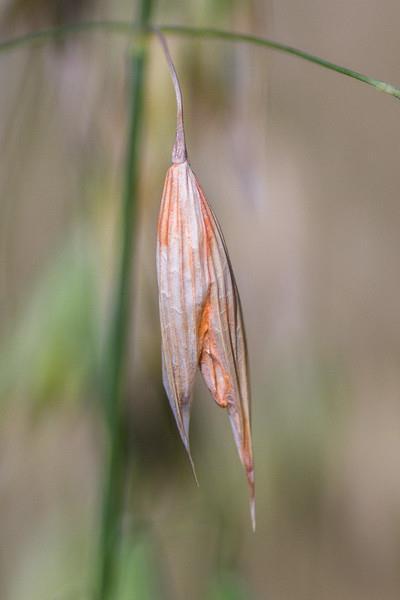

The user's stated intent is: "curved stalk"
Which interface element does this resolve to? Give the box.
[155,29,187,163]
[0,21,399,100]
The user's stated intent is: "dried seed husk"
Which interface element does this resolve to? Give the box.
[156,30,255,529]
[157,160,255,528]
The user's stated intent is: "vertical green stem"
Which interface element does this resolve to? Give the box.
[97,1,153,598]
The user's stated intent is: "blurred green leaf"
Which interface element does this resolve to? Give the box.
[0,227,99,414]
[114,533,161,600]
[207,571,251,600]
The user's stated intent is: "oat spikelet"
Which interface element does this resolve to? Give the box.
[156,31,255,529]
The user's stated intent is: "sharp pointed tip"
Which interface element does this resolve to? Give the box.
[245,464,256,532]
[172,401,198,484]
[181,435,200,487]
[187,447,200,487]
[250,497,256,533]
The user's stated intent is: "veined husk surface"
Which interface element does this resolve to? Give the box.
[157,159,255,527]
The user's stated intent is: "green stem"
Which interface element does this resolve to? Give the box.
[97,2,153,599]
[163,25,400,99]
[0,21,400,100]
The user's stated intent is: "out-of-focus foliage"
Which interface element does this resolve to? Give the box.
[114,534,162,600]
[0,229,98,415]
[207,572,250,600]
[2,0,96,27]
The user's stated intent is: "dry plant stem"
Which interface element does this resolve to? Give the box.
[97,1,153,598]
[155,30,187,163]
[1,21,400,100]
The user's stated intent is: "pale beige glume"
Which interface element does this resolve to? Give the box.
[156,31,255,530]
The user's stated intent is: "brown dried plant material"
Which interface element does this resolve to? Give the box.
[156,32,255,530]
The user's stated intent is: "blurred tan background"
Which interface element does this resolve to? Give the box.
[1,1,400,598]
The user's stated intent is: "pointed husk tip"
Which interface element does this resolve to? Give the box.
[247,466,256,532]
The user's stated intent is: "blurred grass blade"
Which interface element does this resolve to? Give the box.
[96,1,154,599]
[114,533,161,600]
[0,21,400,100]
